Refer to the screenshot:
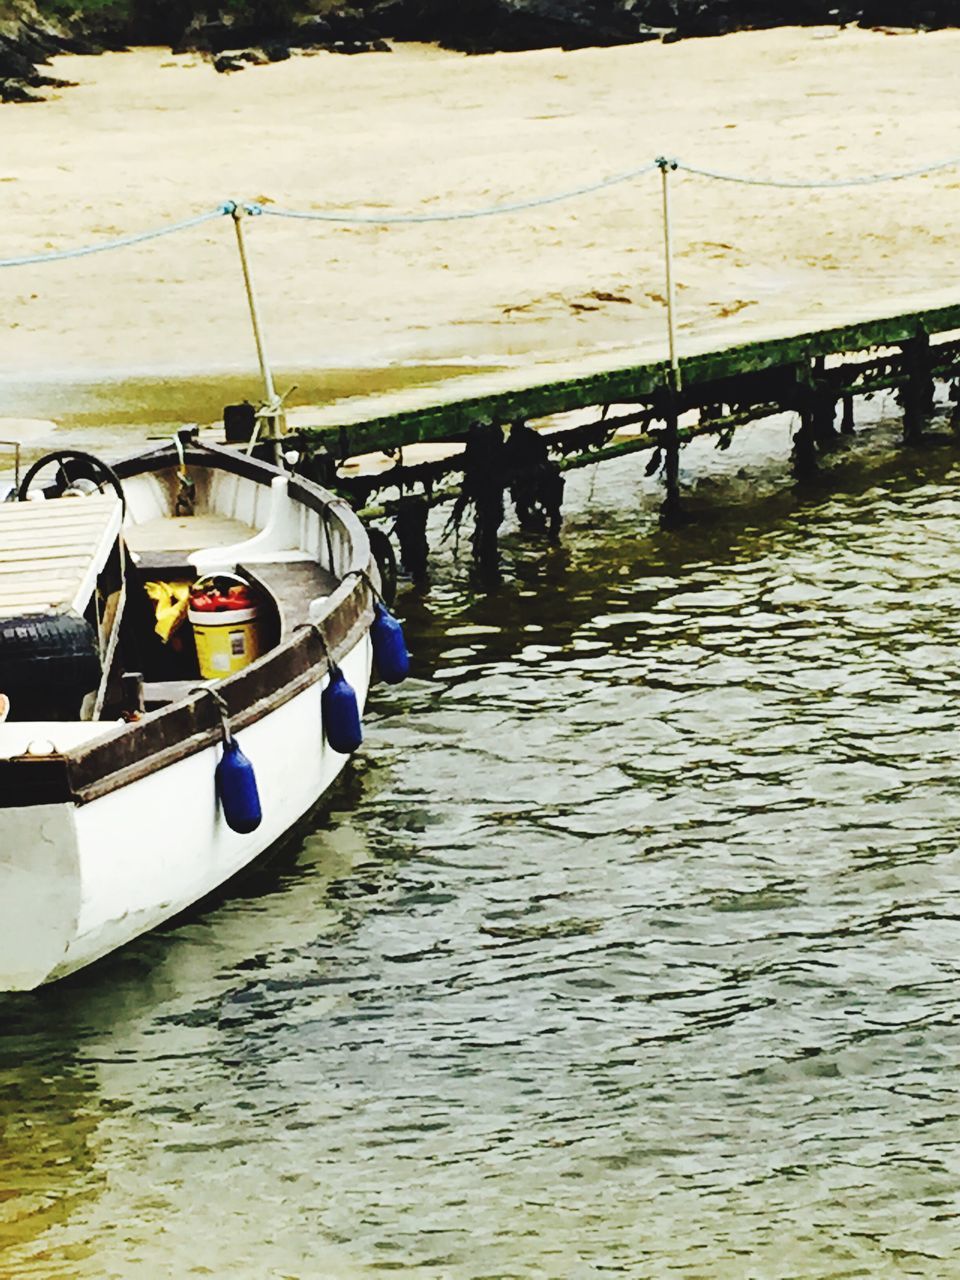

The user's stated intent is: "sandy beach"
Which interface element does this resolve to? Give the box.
[2,26,960,424]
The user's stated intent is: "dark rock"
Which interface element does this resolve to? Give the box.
[291,14,335,41]
[0,75,42,101]
[293,10,384,43]
[213,51,245,72]
[177,19,252,54]
[174,9,294,54]
[262,39,292,61]
[215,45,277,64]
[329,36,390,52]
[0,1,88,103]
[32,71,75,85]
[364,0,960,50]
[369,0,669,51]
[175,4,393,62]
[237,46,270,64]
[0,36,39,80]
[5,0,960,101]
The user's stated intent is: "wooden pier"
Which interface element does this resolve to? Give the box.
[285,299,960,576]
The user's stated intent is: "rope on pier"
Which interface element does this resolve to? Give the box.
[0,204,233,269]
[673,154,960,189]
[2,149,959,269]
[243,163,659,225]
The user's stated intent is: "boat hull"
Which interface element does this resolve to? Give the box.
[0,635,371,990]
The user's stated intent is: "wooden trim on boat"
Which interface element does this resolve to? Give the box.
[113,441,298,494]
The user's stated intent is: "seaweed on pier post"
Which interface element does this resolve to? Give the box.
[791,362,819,483]
[504,421,564,541]
[395,497,430,584]
[841,393,856,435]
[447,422,505,581]
[811,357,840,451]
[901,331,933,446]
[368,526,400,604]
[658,387,684,528]
[950,380,960,435]
[295,436,337,489]
[699,402,727,426]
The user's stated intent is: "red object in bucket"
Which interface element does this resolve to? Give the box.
[189,576,257,613]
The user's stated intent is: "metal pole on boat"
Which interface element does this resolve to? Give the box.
[230,203,278,408]
[656,157,682,392]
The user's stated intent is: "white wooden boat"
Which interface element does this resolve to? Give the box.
[0,439,379,991]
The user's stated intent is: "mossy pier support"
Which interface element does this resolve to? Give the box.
[901,331,934,447]
[792,362,820,484]
[841,393,856,436]
[294,301,960,575]
[659,390,684,528]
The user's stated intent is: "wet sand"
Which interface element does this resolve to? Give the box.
[2,27,960,428]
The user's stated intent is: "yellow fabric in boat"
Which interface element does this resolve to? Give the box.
[144,580,192,643]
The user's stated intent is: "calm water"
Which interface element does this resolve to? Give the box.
[2,409,960,1278]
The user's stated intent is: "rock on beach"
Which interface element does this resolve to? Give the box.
[1,0,958,99]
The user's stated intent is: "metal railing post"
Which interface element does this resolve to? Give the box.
[656,156,681,392]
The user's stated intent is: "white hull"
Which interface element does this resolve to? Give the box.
[0,635,371,990]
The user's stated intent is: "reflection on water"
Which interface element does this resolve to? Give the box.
[3,412,960,1277]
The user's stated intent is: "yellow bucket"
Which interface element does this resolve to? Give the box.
[189,605,262,678]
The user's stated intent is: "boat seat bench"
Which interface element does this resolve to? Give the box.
[238,561,340,639]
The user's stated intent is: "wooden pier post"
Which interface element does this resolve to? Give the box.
[792,362,819,483]
[901,331,932,446]
[813,391,840,450]
[951,379,960,434]
[810,357,839,451]
[660,373,686,527]
[660,386,683,527]
[396,497,430,582]
[841,394,856,435]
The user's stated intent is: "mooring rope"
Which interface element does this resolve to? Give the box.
[673,154,960,189]
[244,162,660,225]
[0,204,232,269]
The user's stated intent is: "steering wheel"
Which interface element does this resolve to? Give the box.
[18,449,126,513]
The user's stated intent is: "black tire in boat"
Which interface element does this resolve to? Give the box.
[0,612,101,722]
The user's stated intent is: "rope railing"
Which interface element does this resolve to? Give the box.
[672,154,960,189]
[0,204,233,269]
[1,150,959,270]
[245,161,659,224]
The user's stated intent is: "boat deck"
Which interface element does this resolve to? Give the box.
[124,513,255,556]
[0,494,123,618]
